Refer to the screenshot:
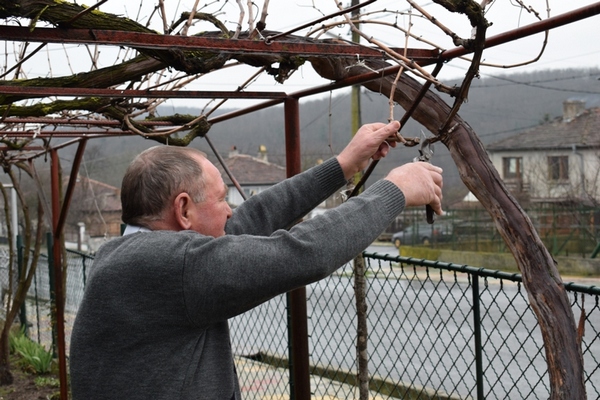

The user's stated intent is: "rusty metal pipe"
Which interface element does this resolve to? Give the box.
[0,25,436,61]
[56,139,88,235]
[0,85,288,99]
[210,2,600,125]
[1,117,176,126]
[284,97,311,400]
[204,135,247,201]
[50,149,68,400]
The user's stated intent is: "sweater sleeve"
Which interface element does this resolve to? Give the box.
[183,179,406,327]
[224,157,347,236]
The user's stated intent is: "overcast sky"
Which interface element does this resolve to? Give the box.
[108,0,599,108]
[6,0,600,109]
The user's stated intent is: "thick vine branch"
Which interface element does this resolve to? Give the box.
[310,52,586,399]
[432,0,489,138]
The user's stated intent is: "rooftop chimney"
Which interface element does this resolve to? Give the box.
[563,100,586,122]
[257,145,268,162]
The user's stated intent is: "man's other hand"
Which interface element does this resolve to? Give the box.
[337,121,400,180]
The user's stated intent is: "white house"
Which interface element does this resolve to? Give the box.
[215,146,287,207]
[486,100,600,205]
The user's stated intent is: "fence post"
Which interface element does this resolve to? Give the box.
[17,235,27,337]
[46,232,57,358]
[82,253,88,286]
[471,273,484,400]
[286,292,295,399]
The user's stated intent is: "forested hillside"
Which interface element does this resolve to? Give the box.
[77,67,600,205]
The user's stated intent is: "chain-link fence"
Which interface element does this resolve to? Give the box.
[387,205,600,257]
[0,246,91,355]
[1,246,599,399]
[231,252,600,399]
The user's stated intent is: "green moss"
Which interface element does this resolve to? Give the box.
[0,98,110,117]
[147,114,197,125]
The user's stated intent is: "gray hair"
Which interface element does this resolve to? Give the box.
[121,146,207,226]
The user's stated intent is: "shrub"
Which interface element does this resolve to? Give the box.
[9,329,54,374]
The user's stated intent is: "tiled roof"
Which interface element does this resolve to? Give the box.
[486,107,600,151]
[68,175,121,212]
[216,154,286,185]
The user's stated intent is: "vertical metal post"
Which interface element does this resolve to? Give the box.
[34,266,41,344]
[50,150,69,400]
[3,184,22,332]
[46,232,56,356]
[284,97,311,400]
[9,186,17,252]
[285,293,295,399]
[17,235,27,336]
[474,208,479,251]
[82,255,88,286]
[471,274,484,400]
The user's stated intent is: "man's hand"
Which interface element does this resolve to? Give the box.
[337,121,400,180]
[385,162,444,216]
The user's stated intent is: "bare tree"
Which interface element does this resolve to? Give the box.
[0,160,45,384]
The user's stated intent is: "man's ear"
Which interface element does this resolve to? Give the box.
[173,192,194,230]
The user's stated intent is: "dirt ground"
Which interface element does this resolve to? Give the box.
[0,366,60,400]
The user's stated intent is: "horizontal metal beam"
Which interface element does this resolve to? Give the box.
[1,130,133,138]
[0,118,183,139]
[211,2,600,124]
[0,86,287,99]
[3,2,600,139]
[0,26,439,62]
[1,117,175,126]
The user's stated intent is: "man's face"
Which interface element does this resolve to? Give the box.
[189,156,232,237]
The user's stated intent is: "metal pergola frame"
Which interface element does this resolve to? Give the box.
[1,3,600,399]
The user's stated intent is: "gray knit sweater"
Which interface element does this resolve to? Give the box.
[69,157,405,400]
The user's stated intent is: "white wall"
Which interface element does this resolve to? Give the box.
[489,148,600,202]
[227,184,270,207]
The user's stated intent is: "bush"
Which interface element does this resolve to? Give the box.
[9,329,54,374]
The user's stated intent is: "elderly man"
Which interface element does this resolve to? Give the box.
[70,120,443,399]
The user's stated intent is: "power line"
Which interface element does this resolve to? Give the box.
[470,70,600,94]
[478,122,541,139]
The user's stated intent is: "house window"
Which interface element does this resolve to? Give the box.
[502,157,522,179]
[548,156,569,181]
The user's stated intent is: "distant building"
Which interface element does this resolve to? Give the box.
[66,175,122,245]
[486,100,600,206]
[216,146,287,207]
[66,146,335,248]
